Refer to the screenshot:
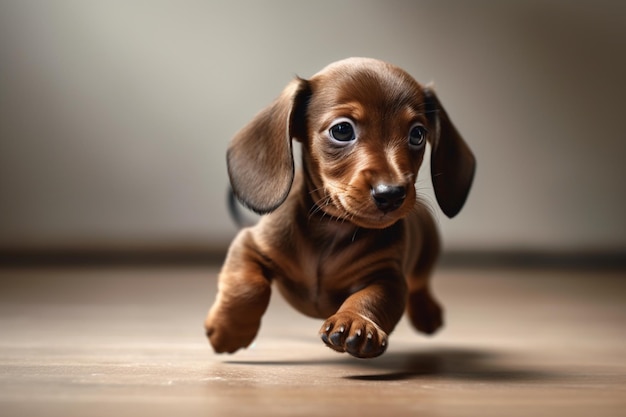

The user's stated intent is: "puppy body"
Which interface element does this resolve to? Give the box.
[205,58,475,358]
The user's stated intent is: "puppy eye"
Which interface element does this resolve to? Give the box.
[409,124,427,148]
[329,119,356,143]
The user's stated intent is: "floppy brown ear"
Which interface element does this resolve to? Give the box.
[425,88,476,218]
[227,78,310,214]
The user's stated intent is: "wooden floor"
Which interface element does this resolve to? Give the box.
[0,265,624,416]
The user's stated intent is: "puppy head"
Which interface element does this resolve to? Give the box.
[227,57,475,227]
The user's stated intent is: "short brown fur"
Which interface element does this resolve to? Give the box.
[205,58,476,358]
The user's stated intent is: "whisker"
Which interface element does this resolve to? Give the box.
[308,193,334,220]
[308,186,326,196]
[351,227,359,242]
[415,192,439,224]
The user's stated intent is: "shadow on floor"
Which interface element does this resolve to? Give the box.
[347,347,558,382]
[228,346,558,383]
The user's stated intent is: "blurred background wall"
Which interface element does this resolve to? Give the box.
[1,0,625,256]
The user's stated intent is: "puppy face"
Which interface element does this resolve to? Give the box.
[301,59,432,229]
[227,57,474,222]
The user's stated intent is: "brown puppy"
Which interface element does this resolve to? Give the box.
[205,57,475,358]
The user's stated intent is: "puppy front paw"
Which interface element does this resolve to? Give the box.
[319,312,388,358]
[204,311,260,354]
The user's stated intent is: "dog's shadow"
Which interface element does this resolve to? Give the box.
[228,346,556,383]
[345,347,554,382]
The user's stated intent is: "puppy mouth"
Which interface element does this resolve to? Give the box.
[332,194,408,229]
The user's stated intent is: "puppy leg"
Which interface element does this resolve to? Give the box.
[319,276,406,358]
[407,286,443,335]
[406,212,444,335]
[205,231,271,353]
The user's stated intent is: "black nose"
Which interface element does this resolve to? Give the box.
[371,184,407,213]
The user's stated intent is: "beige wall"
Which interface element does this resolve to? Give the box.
[1,0,625,252]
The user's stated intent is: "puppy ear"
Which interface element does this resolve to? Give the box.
[227,78,310,214]
[424,87,476,218]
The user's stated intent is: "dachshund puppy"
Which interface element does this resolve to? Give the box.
[205,57,475,358]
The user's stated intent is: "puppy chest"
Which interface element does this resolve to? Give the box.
[272,240,374,319]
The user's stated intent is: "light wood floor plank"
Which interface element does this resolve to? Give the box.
[1,266,624,416]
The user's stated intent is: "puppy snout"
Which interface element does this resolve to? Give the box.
[371,184,407,213]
